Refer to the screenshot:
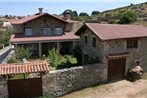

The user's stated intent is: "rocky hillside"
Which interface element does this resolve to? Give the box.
[91,2,147,25]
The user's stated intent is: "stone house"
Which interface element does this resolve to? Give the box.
[76,23,147,81]
[10,8,79,57]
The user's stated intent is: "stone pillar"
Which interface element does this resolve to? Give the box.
[39,43,42,57]
[57,42,60,54]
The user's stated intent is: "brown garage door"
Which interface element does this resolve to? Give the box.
[108,58,126,81]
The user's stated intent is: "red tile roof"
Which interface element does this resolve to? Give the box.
[0,61,49,75]
[10,32,79,43]
[11,13,73,25]
[76,23,147,40]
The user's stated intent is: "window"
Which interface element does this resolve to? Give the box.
[55,28,63,35]
[85,36,88,44]
[127,39,138,48]
[44,28,51,36]
[92,37,96,47]
[25,28,32,36]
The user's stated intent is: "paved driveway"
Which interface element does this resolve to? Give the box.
[60,79,147,98]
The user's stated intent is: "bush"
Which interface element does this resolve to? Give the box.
[7,56,19,63]
[48,48,60,68]
[48,48,78,69]
[76,16,92,21]
[119,10,137,24]
[15,46,32,60]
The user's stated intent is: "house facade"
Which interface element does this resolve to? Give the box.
[10,8,79,57]
[76,23,147,80]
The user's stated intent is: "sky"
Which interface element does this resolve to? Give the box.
[0,0,146,16]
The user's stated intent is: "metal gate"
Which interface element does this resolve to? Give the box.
[7,78,42,98]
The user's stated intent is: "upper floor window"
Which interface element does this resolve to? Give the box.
[55,28,63,35]
[25,28,32,36]
[92,37,96,47]
[44,28,51,36]
[85,36,88,44]
[127,39,138,48]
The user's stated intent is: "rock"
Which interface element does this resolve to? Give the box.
[127,65,144,81]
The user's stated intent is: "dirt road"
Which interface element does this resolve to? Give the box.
[60,79,147,98]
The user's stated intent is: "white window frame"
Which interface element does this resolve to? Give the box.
[43,28,51,36]
[25,28,32,36]
[55,27,63,35]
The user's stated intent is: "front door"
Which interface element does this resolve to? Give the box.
[108,58,126,81]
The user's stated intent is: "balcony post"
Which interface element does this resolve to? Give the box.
[57,42,60,54]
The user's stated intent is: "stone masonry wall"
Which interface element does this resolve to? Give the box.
[0,77,8,98]
[43,63,106,97]
[80,28,104,62]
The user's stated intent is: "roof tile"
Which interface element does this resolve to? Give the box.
[85,23,147,40]
[0,61,49,75]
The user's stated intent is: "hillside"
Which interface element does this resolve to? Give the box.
[90,2,147,26]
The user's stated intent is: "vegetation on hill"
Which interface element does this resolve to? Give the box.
[119,10,137,24]
[94,2,147,25]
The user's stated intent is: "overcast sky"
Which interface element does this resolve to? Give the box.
[0,0,146,16]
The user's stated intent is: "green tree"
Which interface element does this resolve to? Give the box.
[15,46,32,60]
[119,10,137,24]
[72,11,78,17]
[91,11,100,16]
[0,29,11,46]
[79,12,89,16]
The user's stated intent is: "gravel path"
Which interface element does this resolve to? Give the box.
[60,79,147,98]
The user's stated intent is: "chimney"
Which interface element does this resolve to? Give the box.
[38,8,43,14]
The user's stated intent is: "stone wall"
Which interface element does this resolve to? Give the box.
[80,28,104,63]
[0,46,11,63]
[13,15,74,36]
[43,63,106,97]
[103,38,147,72]
[0,77,8,98]
[80,26,147,72]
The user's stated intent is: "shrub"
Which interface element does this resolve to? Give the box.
[15,46,32,60]
[119,10,137,24]
[56,55,77,69]
[7,56,19,63]
[48,48,60,68]
[48,48,78,69]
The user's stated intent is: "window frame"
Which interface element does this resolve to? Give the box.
[25,28,32,36]
[127,39,138,49]
[43,28,51,36]
[55,27,63,35]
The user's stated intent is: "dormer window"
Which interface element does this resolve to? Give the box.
[55,27,63,35]
[44,28,51,36]
[25,28,32,36]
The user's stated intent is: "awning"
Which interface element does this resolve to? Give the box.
[0,61,49,76]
